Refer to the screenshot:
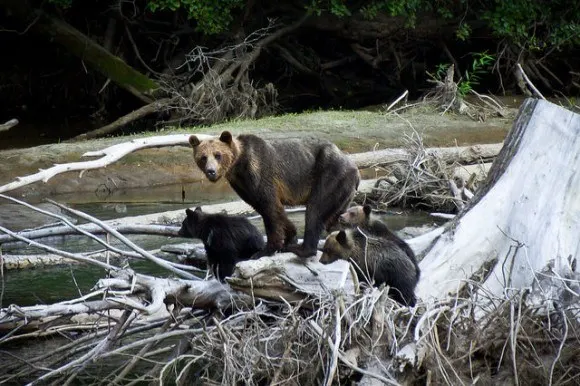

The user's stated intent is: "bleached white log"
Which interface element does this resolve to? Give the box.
[0,270,250,329]
[230,252,356,303]
[0,133,501,194]
[350,143,501,169]
[0,118,18,132]
[0,134,213,194]
[417,99,580,301]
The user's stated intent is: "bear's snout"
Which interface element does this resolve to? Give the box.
[205,168,218,181]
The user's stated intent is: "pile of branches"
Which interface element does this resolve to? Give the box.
[161,25,282,126]
[2,267,577,384]
[421,64,508,122]
[360,132,484,213]
[419,271,580,385]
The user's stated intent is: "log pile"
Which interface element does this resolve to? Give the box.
[1,99,578,385]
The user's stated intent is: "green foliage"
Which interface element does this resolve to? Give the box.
[433,52,495,98]
[482,0,580,49]
[360,0,433,27]
[146,0,244,34]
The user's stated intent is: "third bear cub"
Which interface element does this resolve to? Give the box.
[339,205,418,269]
[178,207,264,281]
[320,228,420,306]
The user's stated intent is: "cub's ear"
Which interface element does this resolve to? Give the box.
[194,206,203,213]
[189,135,201,147]
[363,205,372,217]
[336,230,348,246]
[219,131,233,145]
[185,208,194,216]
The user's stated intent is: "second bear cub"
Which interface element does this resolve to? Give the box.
[177,207,265,281]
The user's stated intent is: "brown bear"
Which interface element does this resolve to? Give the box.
[339,205,418,273]
[177,207,265,281]
[320,228,420,306]
[189,131,360,258]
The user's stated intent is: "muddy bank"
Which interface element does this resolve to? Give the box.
[0,106,516,199]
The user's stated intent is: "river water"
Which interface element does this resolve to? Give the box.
[0,181,443,308]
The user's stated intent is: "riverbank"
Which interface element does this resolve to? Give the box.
[0,105,516,201]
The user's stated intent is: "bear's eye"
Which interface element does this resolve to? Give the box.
[200,155,207,163]
[214,152,222,161]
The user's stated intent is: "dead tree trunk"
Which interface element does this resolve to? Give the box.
[0,0,160,103]
[417,98,580,302]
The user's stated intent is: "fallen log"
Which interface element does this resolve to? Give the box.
[350,143,501,169]
[0,118,18,132]
[0,136,501,194]
[2,99,578,386]
[0,0,159,102]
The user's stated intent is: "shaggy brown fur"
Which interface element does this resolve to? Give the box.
[320,228,419,306]
[189,131,360,258]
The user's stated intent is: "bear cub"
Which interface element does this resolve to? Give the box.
[339,204,419,276]
[320,228,420,306]
[188,131,360,259]
[178,207,265,281]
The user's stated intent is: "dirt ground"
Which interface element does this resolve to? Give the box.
[0,105,517,200]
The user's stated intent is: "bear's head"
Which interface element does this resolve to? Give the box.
[319,229,355,264]
[189,131,237,182]
[177,207,206,238]
[339,205,372,227]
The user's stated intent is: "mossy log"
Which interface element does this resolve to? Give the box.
[0,0,159,102]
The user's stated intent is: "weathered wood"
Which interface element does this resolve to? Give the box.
[0,136,500,194]
[350,143,502,169]
[0,118,18,132]
[0,134,212,194]
[417,99,580,301]
[229,252,356,303]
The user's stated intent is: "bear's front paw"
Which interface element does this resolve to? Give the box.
[284,244,318,258]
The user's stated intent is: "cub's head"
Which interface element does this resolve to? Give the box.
[339,205,372,227]
[320,230,355,264]
[189,131,237,182]
[177,207,206,238]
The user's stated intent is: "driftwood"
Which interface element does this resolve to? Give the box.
[2,100,578,385]
[0,118,18,132]
[0,133,501,195]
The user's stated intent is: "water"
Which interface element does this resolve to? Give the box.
[0,191,442,307]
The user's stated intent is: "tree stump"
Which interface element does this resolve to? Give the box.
[417,98,580,303]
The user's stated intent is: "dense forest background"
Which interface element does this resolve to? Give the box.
[0,0,578,142]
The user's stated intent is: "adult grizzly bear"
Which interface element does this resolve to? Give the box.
[189,131,360,258]
[177,207,265,281]
[320,228,420,306]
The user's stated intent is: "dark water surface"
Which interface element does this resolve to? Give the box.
[0,186,442,308]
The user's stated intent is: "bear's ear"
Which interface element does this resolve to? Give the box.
[336,230,348,246]
[363,205,372,217]
[189,135,201,147]
[194,206,203,213]
[219,131,233,145]
[185,208,194,217]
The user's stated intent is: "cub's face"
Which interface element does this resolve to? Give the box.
[189,131,236,182]
[339,205,371,226]
[320,230,353,264]
[177,207,204,238]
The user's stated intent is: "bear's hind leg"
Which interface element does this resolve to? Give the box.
[292,166,357,258]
